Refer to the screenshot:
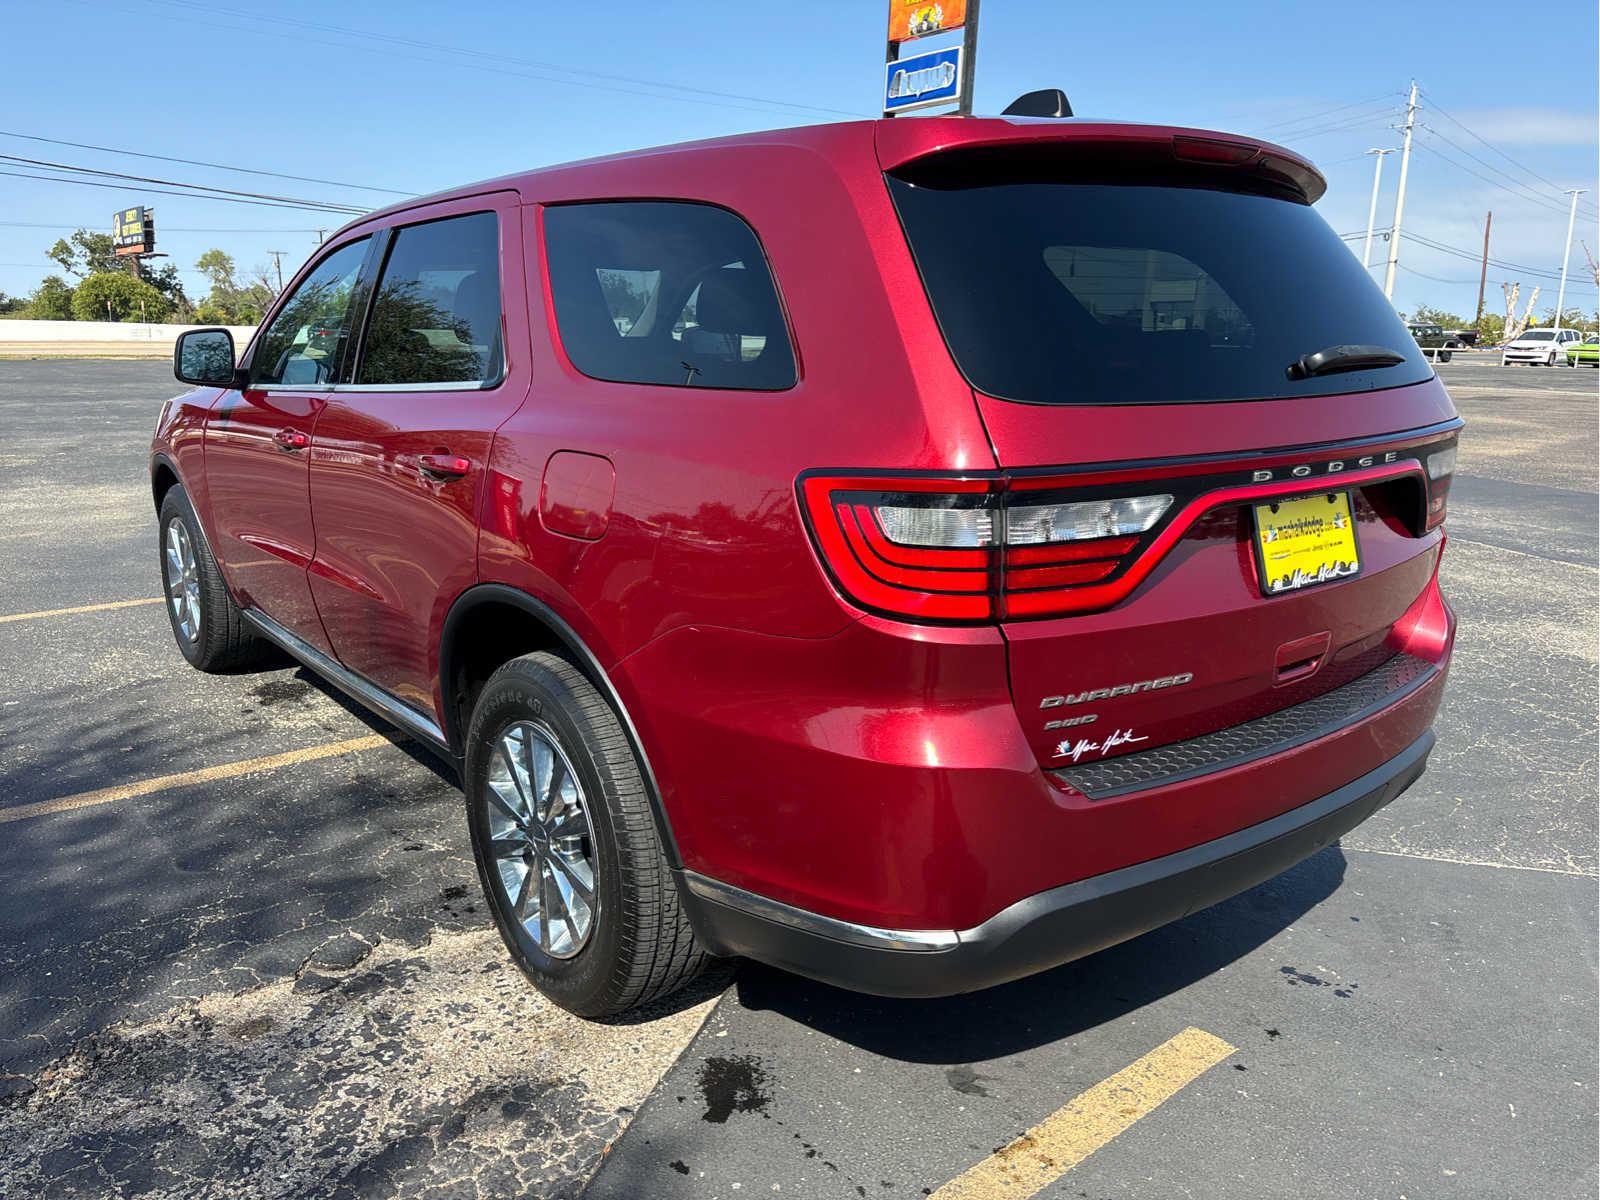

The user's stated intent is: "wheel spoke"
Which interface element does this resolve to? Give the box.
[513,860,537,922]
[488,834,526,860]
[544,753,569,820]
[538,860,556,952]
[484,783,526,829]
[549,851,594,903]
[498,738,533,817]
[547,805,589,843]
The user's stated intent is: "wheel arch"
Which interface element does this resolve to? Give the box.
[439,583,684,867]
[150,452,182,511]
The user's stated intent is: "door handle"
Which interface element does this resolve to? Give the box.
[418,452,472,480]
[272,427,309,452]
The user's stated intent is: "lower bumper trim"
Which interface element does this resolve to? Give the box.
[681,731,1433,998]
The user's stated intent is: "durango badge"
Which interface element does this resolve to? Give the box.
[1040,672,1195,708]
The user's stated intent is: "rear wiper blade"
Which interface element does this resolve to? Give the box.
[1285,344,1407,381]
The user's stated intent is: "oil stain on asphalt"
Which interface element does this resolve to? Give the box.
[697,1054,771,1124]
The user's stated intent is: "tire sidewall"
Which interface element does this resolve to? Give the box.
[157,487,212,668]
[464,664,627,1013]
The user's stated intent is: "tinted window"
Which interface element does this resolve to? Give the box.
[544,202,795,390]
[887,172,1433,405]
[358,212,502,386]
[250,237,369,386]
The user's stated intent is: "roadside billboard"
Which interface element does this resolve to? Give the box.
[113,206,154,256]
[887,0,967,44]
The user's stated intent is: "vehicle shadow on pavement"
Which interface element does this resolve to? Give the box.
[726,846,1347,1064]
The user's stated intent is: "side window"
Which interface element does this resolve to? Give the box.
[358,212,502,386]
[249,238,370,386]
[544,201,795,390]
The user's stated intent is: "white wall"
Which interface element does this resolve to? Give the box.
[0,320,257,344]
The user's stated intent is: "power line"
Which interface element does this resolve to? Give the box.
[1415,126,1588,219]
[0,167,370,213]
[1408,142,1578,221]
[1251,93,1402,135]
[0,130,412,197]
[126,0,864,121]
[0,220,321,233]
[0,154,368,214]
[1417,89,1600,218]
[1401,230,1566,280]
[1395,262,1481,285]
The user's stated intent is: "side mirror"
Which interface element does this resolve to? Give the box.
[174,328,240,387]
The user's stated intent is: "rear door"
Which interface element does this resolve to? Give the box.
[307,196,528,718]
[203,235,373,654]
[886,154,1459,770]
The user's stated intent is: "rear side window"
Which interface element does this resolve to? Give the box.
[887,171,1433,405]
[544,202,795,390]
[250,237,370,387]
[358,212,502,386]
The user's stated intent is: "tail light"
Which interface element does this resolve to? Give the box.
[801,438,1452,625]
[798,474,1172,622]
[1423,442,1456,529]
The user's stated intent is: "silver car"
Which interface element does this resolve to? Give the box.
[1502,328,1583,366]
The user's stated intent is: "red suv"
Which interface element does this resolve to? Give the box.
[153,117,1458,1017]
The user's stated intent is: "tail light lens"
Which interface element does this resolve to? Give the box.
[1424,441,1456,529]
[799,475,1170,622]
[799,444,1447,624]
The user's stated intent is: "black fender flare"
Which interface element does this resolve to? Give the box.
[439,583,684,868]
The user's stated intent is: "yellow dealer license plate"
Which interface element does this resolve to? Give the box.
[1252,492,1361,596]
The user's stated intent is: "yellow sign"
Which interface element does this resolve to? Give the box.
[112,206,151,255]
[1252,492,1361,595]
[888,0,966,44]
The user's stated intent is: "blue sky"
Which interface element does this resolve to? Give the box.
[1,0,1595,322]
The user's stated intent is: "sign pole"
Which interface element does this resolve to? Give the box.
[884,35,899,117]
[957,0,980,116]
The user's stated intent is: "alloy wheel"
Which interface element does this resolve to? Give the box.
[163,518,202,644]
[484,720,598,958]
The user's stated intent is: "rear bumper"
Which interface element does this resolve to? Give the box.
[682,730,1433,997]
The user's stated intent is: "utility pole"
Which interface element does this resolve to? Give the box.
[1554,188,1586,331]
[955,0,980,117]
[1382,80,1418,301]
[1475,211,1492,326]
[267,250,285,293]
[1361,148,1396,268]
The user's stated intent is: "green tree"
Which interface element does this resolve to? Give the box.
[1472,312,1504,344]
[0,291,26,314]
[1404,303,1465,327]
[47,229,122,279]
[1538,305,1589,330]
[71,272,173,322]
[27,276,75,320]
[194,248,273,323]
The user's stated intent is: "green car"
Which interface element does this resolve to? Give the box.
[1565,337,1599,367]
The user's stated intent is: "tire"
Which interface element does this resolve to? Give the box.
[157,485,265,672]
[464,651,708,1017]
[1547,351,1558,366]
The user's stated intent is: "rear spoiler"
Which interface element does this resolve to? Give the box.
[874,118,1327,205]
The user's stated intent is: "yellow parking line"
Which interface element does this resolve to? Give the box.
[0,734,398,825]
[930,1027,1236,1199]
[0,597,164,624]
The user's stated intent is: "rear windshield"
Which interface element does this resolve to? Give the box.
[886,170,1433,406]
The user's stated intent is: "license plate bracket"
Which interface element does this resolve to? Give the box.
[1251,491,1362,596]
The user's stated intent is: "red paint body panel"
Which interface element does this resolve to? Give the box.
[202,386,333,654]
[540,452,616,541]
[307,193,529,714]
[151,115,1460,953]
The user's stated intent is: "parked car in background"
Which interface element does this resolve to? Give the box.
[1444,328,1478,347]
[152,114,1459,1016]
[1501,328,1583,366]
[1564,335,1599,366]
[1406,322,1461,362]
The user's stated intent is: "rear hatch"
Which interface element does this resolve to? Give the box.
[881,122,1460,772]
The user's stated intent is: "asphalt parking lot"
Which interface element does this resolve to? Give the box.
[0,355,1595,1198]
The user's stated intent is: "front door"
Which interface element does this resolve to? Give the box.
[204,236,373,654]
[308,199,527,717]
